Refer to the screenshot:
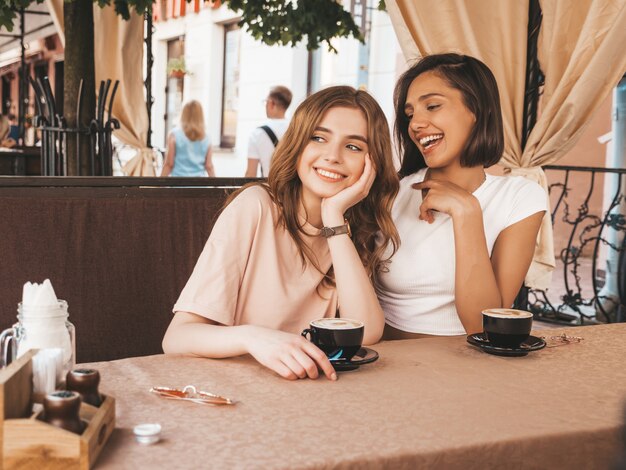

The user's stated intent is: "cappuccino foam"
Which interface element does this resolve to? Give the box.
[482,309,532,319]
[311,318,363,329]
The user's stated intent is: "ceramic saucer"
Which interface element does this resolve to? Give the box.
[467,333,546,357]
[330,347,379,371]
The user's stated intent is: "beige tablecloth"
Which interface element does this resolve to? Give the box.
[88,324,626,469]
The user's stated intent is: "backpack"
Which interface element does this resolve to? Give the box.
[258,125,279,177]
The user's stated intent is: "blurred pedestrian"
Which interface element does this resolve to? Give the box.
[0,115,16,148]
[245,85,292,177]
[161,100,215,177]
[7,114,19,142]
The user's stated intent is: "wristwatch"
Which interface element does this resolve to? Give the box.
[319,220,352,238]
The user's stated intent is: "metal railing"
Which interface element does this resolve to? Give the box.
[526,164,625,325]
[30,76,120,176]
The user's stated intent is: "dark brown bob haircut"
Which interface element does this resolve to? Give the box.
[393,53,504,178]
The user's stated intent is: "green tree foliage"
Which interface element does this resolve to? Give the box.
[0,1,154,30]
[227,0,362,52]
[0,0,373,174]
[0,0,44,30]
[1,0,367,52]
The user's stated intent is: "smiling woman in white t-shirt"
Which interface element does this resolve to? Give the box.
[377,53,547,338]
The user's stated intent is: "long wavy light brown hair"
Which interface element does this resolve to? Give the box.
[228,85,399,286]
[180,100,206,141]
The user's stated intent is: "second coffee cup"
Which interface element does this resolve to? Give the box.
[301,318,364,361]
[482,308,533,348]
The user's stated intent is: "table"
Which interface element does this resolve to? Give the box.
[86,324,626,469]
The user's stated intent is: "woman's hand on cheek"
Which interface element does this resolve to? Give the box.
[245,326,337,381]
[411,180,481,223]
[321,154,375,224]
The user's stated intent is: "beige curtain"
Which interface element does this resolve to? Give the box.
[386,0,529,171]
[523,0,626,166]
[45,0,64,46]
[386,0,626,289]
[93,6,155,176]
[47,1,155,176]
[501,0,626,288]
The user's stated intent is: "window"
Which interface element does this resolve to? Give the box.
[220,23,240,148]
[1,76,10,115]
[164,37,185,142]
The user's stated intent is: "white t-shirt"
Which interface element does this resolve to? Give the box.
[377,168,547,336]
[247,119,290,176]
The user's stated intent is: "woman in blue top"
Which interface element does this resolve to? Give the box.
[161,100,215,177]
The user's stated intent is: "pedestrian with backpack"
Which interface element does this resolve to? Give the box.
[245,86,292,177]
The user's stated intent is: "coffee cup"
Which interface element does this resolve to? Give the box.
[482,308,533,348]
[301,318,364,361]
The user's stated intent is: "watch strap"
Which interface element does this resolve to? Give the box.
[319,221,351,238]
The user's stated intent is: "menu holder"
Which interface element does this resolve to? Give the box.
[0,350,115,469]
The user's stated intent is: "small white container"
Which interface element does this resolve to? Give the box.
[133,423,162,445]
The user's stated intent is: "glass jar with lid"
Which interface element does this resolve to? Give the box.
[0,300,76,380]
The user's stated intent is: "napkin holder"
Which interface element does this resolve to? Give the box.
[0,350,115,469]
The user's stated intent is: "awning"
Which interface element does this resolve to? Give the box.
[154,0,222,22]
[0,3,57,56]
[0,49,44,76]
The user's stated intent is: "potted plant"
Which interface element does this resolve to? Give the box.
[167,57,187,79]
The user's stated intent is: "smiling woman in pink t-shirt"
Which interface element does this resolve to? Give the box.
[162,86,399,381]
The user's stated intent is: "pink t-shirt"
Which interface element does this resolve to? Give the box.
[173,185,338,333]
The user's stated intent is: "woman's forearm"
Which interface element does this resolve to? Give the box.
[162,318,254,358]
[162,134,176,177]
[205,149,215,177]
[452,209,502,334]
[161,163,172,177]
[326,229,385,345]
[162,316,338,380]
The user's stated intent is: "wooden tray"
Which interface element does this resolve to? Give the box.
[0,350,115,469]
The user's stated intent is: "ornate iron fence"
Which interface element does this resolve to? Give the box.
[30,76,120,176]
[527,164,625,325]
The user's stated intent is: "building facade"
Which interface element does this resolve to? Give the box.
[152,1,405,176]
[0,3,63,144]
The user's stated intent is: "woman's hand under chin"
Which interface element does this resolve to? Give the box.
[321,154,375,225]
[411,179,482,224]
